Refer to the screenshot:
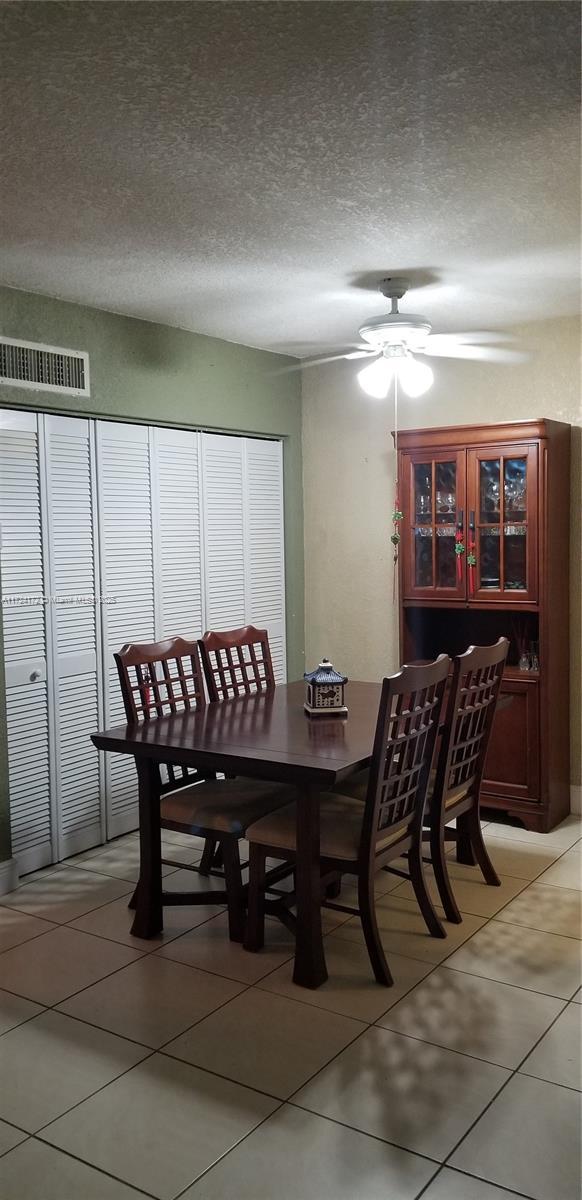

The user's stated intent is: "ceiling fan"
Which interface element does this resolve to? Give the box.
[299,277,526,398]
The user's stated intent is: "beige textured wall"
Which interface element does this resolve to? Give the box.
[302,317,581,789]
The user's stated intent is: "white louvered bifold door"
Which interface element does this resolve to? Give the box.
[202,433,286,680]
[0,409,53,873]
[244,437,286,682]
[96,421,155,838]
[151,427,204,640]
[202,433,246,630]
[43,415,104,859]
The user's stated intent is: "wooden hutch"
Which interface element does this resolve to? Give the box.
[396,419,571,832]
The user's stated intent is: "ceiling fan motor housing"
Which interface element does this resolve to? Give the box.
[358,312,432,349]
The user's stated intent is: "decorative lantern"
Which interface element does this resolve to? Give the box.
[304,658,348,717]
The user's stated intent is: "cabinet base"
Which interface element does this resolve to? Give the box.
[480,795,570,834]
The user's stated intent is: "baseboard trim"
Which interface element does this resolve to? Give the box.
[0,857,18,896]
[571,784,582,816]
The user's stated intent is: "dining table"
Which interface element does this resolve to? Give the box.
[91,679,381,989]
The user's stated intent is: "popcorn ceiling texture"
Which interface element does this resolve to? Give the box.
[0,1,579,355]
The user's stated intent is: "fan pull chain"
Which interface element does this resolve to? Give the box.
[391,372,403,601]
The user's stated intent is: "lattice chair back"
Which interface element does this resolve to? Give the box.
[435,637,509,807]
[361,655,450,859]
[114,636,207,792]
[199,625,275,701]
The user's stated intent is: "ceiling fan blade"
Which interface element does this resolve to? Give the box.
[272,349,377,375]
[426,331,515,347]
[419,343,527,363]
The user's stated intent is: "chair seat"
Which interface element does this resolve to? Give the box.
[426,770,471,810]
[334,768,369,802]
[337,767,469,812]
[246,792,408,862]
[161,778,295,837]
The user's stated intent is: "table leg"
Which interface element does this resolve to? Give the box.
[293,784,328,989]
[130,758,163,939]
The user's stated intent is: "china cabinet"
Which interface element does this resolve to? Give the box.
[397,419,571,831]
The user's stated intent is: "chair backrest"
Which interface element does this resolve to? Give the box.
[361,655,450,860]
[198,625,275,701]
[433,637,509,812]
[114,636,207,791]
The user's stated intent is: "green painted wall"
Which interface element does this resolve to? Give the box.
[0,286,304,861]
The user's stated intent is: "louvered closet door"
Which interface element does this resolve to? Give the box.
[43,415,103,858]
[202,433,286,681]
[97,421,155,837]
[202,433,246,630]
[0,409,52,873]
[244,438,286,681]
[151,427,204,639]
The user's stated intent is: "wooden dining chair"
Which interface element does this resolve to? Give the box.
[198,625,275,701]
[425,637,509,924]
[244,655,450,986]
[114,636,294,941]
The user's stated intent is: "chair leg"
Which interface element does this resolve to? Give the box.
[456,816,476,866]
[244,844,267,952]
[465,806,501,886]
[429,819,462,925]
[358,872,393,986]
[198,837,217,876]
[409,834,447,937]
[128,883,139,910]
[212,842,224,870]
[221,840,245,943]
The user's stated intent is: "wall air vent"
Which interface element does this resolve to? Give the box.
[0,337,90,397]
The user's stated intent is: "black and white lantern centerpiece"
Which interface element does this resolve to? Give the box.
[304,658,348,717]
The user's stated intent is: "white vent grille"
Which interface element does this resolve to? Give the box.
[0,337,90,396]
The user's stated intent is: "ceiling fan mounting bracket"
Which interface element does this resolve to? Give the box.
[378,277,411,303]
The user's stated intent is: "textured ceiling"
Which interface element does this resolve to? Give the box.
[0,1,579,356]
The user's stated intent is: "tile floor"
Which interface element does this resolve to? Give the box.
[0,816,580,1200]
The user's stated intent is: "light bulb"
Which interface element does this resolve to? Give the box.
[397,355,434,398]
[357,356,393,399]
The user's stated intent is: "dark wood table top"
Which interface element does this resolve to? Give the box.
[91,679,381,787]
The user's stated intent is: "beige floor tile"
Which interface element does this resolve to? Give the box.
[485,814,582,850]
[59,954,244,1048]
[180,1104,436,1200]
[164,987,365,1098]
[293,1025,509,1161]
[331,893,486,965]
[447,919,582,999]
[495,883,581,938]
[450,1073,582,1200]
[465,837,563,881]
[157,912,295,983]
[0,1139,145,1198]
[0,867,132,924]
[0,989,43,1037]
[0,1121,27,1159]
[0,1010,147,1133]
[69,888,218,950]
[43,1052,278,1200]
[0,926,144,1006]
[520,1004,582,1090]
[71,842,177,884]
[573,988,582,1003]
[392,864,527,918]
[537,844,582,891]
[376,966,565,1067]
[260,938,434,1023]
[421,1166,534,1199]
[0,908,55,954]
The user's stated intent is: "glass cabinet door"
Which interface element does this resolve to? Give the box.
[467,445,538,603]
[402,450,466,600]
